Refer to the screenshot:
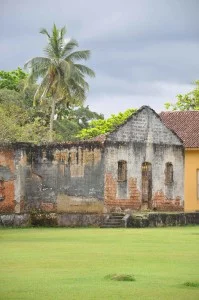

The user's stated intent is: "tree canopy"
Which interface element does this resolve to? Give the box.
[0,68,27,92]
[165,80,199,111]
[24,24,95,140]
[0,69,101,143]
[77,108,136,139]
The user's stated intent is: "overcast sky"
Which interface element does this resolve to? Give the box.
[1,0,199,117]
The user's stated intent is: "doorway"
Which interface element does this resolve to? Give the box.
[142,162,152,208]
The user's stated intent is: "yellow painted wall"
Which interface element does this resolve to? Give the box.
[184,149,199,211]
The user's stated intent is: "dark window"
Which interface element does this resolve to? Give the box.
[118,160,127,181]
[165,163,173,185]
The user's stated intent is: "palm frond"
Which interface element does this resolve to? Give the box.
[24,57,51,72]
[59,60,71,81]
[66,50,90,62]
[74,64,95,78]
[61,39,78,58]
[33,73,51,106]
[40,28,50,38]
[60,26,67,40]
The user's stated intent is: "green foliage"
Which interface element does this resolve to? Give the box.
[77,108,136,139]
[0,86,102,143]
[165,80,199,111]
[0,68,27,92]
[24,24,95,140]
[0,87,50,143]
[54,106,104,141]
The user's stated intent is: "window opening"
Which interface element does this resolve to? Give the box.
[165,162,173,185]
[118,160,127,181]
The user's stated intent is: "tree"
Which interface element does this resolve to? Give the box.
[77,108,136,139]
[24,24,95,141]
[0,68,27,92]
[165,80,199,111]
[54,106,104,141]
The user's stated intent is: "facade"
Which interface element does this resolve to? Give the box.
[160,111,199,212]
[0,106,184,214]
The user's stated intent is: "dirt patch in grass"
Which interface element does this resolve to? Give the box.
[105,274,135,282]
[183,281,199,288]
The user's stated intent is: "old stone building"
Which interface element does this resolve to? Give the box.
[0,106,184,214]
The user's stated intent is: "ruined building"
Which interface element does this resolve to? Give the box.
[0,106,184,214]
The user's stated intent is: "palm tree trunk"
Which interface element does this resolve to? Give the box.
[49,96,56,142]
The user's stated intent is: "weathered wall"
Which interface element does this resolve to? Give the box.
[130,212,199,227]
[104,107,184,211]
[0,212,199,228]
[25,142,105,213]
[0,149,15,212]
[0,144,32,213]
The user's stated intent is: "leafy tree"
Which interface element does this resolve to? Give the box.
[54,106,104,141]
[0,68,27,92]
[0,91,28,142]
[0,87,50,143]
[77,108,136,139]
[24,24,95,141]
[165,81,199,111]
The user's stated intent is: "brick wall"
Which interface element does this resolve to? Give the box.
[0,149,15,213]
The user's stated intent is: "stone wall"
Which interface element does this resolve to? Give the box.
[0,212,198,228]
[130,212,199,227]
[0,213,106,227]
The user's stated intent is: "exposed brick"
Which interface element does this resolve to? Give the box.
[0,150,15,213]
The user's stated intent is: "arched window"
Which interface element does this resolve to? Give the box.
[118,160,127,181]
[165,162,173,185]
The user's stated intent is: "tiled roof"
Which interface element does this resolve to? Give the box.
[160,111,199,148]
[88,134,106,143]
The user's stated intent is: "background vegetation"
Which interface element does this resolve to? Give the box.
[0,24,198,144]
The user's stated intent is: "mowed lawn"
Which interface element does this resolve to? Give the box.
[0,227,199,300]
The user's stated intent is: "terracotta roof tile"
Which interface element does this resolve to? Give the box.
[160,111,199,148]
[88,134,106,143]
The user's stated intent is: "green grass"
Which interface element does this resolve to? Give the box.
[0,227,199,300]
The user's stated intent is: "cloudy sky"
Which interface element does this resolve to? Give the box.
[1,0,199,117]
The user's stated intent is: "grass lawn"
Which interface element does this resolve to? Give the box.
[0,227,199,300]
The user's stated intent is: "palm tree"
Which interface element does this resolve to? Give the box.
[24,24,95,141]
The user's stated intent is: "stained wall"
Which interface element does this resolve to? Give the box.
[104,107,184,211]
[25,142,105,213]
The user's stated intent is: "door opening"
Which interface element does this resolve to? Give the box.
[142,162,152,208]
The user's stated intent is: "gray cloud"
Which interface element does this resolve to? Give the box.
[0,0,199,115]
